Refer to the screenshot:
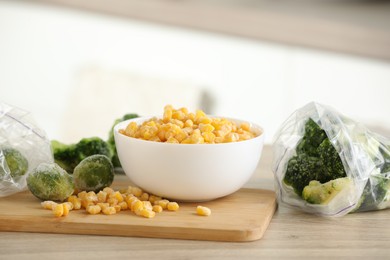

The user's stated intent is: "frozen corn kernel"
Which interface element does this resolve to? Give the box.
[86,205,101,215]
[142,201,153,211]
[67,195,81,210]
[196,206,211,216]
[62,203,71,216]
[118,201,128,210]
[131,187,143,197]
[140,192,149,201]
[97,203,109,211]
[120,105,258,144]
[63,202,74,211]
[131,200,144,212]
[113,205,121,212]
[156,199,169,209]
[41,201,57,210]
[107,198,118,206]
[109,191,124,203]
[86,191,98,202]
[152,205,163,213]
[97,191,108,203]
[126,195,139,208]
[52,204,64,217]
[139,209,156,218]
[103,187,115,195]
[148,195,162,204]
[102,206,117,215]
[240,122,250,131]
[167,202,179,211]
[77,191,87,200]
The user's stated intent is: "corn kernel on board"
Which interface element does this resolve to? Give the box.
[0,179,276,242]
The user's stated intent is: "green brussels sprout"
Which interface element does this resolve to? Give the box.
[27,163,74,201]
[73,155,114,192]
[0,147,29,179]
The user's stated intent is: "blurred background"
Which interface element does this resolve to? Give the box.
[1,0,390,143]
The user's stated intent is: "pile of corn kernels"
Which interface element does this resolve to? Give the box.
[120,105,258,144]
[41,186,211,218]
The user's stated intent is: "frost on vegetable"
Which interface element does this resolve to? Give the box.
[27,163,74,201]
[73,154,114,193]
[284,119,347,196]
[0,147,28,180]
[51,137,112,173]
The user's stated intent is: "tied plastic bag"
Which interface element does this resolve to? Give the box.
[273,102,390,216]
[0,102,53,197]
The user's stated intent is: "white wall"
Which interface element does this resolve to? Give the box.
[1,1,390,143]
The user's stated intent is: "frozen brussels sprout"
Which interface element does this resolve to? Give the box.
[0,147,28,179]
[27,163,74,201]
[73,155,114,192]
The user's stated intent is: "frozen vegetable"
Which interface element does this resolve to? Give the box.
[27,163,74,201]
[73,155,114,192]
[52,137,112,173]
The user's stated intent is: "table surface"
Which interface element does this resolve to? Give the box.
[1,145,390,259]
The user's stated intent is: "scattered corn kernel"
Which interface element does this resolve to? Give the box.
[196,206,211,216]
[97,191,108,203]
[102,206,117,215]
[52,203,64,217]
[156,199,169,209]
[131,200,144,212]
[140,192,149,201]
[167,202,180,211]
[152,205,163,213]
[139,209,156,218]
[67,195,81,210]
[41,201,57,210]
[41,185,184,219]
[131,187,143,197]
[86,205,101,215]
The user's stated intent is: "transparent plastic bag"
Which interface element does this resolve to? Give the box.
[273,102,390,216]
[0,102,53,197]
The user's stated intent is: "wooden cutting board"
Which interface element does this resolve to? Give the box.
[0,178,276,242]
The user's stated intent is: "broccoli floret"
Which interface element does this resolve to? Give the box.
[284,118,347,196]
[302,177,351,204]
[107,113,139,168]
[27,163,74,201]
[0,147,28,179]
[52,137,112,173]
[73,154,114,192]
[284,154,326,195]
[318,138,346,180]
[296,118,327,157]
[51,140,79,173]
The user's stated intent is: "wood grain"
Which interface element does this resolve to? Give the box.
[0,185,276,242]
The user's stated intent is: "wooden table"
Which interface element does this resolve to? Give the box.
[1,145,389,259]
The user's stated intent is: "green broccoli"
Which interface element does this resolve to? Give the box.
[73,154,114,192]
[107,113,139,167]
[0,147,28,179]
[284,118,347,196]
[52,137,112,173]
[27,163,74,201]
[302,177,352,205]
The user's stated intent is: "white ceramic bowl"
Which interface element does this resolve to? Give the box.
[114,117,264,201]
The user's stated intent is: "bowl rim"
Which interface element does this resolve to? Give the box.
[114,115,265,146]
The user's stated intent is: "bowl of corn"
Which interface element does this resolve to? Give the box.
[114,105,264,202]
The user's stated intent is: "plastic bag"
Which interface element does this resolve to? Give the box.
[273,102,390,216]
[0,102,53,197]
